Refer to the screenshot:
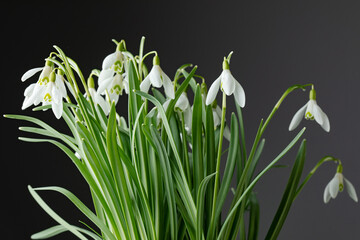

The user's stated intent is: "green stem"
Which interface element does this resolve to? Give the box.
[209,92,227,238]
[294,156,340,198]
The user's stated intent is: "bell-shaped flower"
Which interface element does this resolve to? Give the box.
[205,58,245,107]
[323,168,358,203]
[211,101,231,141]
[140,55,175,99]
[97,71,129,104]
[102,41,126,70]
[87,77,110,115]
[175,93,192,132]
[22,61,54,110]
[289,87,330,132]
[29,71,67,119]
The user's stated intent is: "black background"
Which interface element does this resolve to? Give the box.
[2,1,360,239]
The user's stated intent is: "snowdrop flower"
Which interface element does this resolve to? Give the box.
[140,55,175,99]
[102,41,126,70]
[323,165,358,203]
[22,61,53,109]
[210,101,231,140]
[97,71,129,104]
[205,58,245,107]
[87,76,110,115]
[175,93,192,132]
[289,86,330,132]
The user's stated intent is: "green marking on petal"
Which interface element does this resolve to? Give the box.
[44,93,52,103]
[305,112,314,120]
[339,183,344,192]
[112,85,122,95]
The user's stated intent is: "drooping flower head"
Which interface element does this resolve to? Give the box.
[140,55,175,99]
[289,86,330,132]
[87,76,110,115]
[22,60,54,110]
[102,40,126,70]
[323,164,358,203]
[205,58,245,107]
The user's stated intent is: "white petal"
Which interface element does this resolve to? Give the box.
[24,83,35,97]
[98,69,114,83]
[344,178,358,202]
[329,174,340,198]
[184,107,192,132]
[221,70,236,96]
[320,109,330,132]
[233,81,246,108]
[55,75,67,97]
[176,93,190,111]
[98,77,113,94]
[213,108,221,127]
[102,52,117,70]
[52,101,63,119]
[140,76,151,93]
[206,77,221,105]
[162,74,175,99]
[223,125,231,141]
[149,66,162,88]
[21,67,43,82]
[95,94,110,115]
[323,183,331,203]
[52,84,61,104]
[288,103,308,131]
[312,101,324,125]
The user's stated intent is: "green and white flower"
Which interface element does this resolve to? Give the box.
[205,58,245,107]
[98,71,129,104]
[289,87,330,132]
[102,41,126,70]
[140,55,175,99]
[87,77,110,115]
[323,167,358,203]
[22,61,54,110]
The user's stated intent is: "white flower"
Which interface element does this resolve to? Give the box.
[22,62,53,110]
[88,87,110,115]
[175,93,192,132]
[23,69,67,119]
[211,104,231,141]
[140,55,175,99]
[288,88,330,132]
[323,172,358,203]
[102,50,124,70]
[205,59,245,107]
[97,70,129,104]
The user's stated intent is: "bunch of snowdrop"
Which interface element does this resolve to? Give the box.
[6,37,357,240]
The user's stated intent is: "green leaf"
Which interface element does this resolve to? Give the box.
[31,225,102,240]
[214,113,239,223]
[32,186,117,240]
[265,139,307,240]
[248,192,260,240]
[192,84,204,197]
[28,186,88,240]
[196,172,217,240]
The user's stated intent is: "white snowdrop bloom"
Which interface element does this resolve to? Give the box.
[288,87,330,132]
[87,77,110,115]
[211,104,231,141]
[140,55,175,99]
[175,93,192,132]
[323,172,358,203]
[29,71,67,119]
[205,59,245,107]
[97,72,129,104]
[22,61,54,110]
[102,41,126,70]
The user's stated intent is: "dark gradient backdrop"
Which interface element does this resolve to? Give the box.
[2,1,360,239]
